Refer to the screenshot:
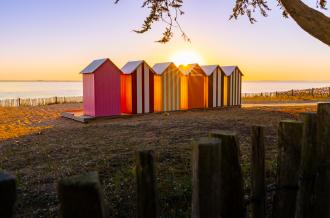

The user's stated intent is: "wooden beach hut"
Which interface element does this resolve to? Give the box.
[152,62,181,112]
[221,66,243,106]
[201,65,223,108]
[81,58,121,117]
[121,60,160,114]
[179,64,208,110]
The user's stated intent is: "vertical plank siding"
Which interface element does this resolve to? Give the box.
[161,65,181,112]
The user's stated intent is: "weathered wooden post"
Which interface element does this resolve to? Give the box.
[313,103,330,218]
[58,172,107,218]
[208,131,246,218]
[295,113,317,218]
[192,137,222,218]
[251,126,265,218]
[0,172,16,218]
[272,120,303,218]
[136,150,159,218]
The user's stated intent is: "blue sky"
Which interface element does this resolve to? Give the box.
[0,0,329,81]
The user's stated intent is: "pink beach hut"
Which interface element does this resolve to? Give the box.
[81,58,121,117]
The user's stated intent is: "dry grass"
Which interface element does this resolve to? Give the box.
[0,103,316,217]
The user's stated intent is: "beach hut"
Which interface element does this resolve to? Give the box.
[221,66,243,106]
[152,62,181,112]
[179,64,208,110]
[201,65,223,108]
[80,58,121,117]
[121,60,160,114]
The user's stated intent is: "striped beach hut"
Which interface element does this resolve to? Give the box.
[201,65,223,108]
[221,66,243,106]
[153,62,181,112]
[121,60,159,114]
[179,64,208,110]
[81,58,121,117]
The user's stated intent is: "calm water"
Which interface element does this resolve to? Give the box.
[1,81,330,99]
[0,82,82,100]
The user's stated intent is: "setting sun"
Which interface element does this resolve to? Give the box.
[170,50,205,66]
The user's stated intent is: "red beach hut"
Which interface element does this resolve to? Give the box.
[81,58,121,117]
[120,60,158,114]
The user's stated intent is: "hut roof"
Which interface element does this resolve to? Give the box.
[221,66,244,76]
[80,58,108,74]
[201,65,220,76]
[121,60,156,74]
[152,62,176,75]
[179,64,206,76]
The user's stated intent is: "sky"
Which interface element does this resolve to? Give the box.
[0,0,329,81]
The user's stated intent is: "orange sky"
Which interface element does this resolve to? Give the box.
[1,0,329,81]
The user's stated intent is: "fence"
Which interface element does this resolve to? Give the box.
[1,103,330,218]
[0,96,82,107]
[243,86,330,98]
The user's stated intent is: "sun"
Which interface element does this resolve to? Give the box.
[170,50,204,66]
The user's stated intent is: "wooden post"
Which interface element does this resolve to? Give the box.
[0,172,16,218]
[292,89,294,96]
[58,172,107,218]
[251,126,265,218]
[313,103,330,218]
[272,120,303,218]
[295,113,317,218]
[136,150,158,218]
[208,131,246,218]
[192,137,222,218]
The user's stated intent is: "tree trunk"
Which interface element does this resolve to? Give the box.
[280,0,330,46]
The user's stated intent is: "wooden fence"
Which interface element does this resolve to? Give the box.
[1,103,330,218]
[0,96,82,107]
[243,86,330,98]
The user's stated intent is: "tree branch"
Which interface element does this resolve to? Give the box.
[280,0,330,45]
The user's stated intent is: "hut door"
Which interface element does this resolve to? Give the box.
[188,75,204,109]
[223,77,228,106]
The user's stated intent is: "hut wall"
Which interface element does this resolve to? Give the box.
[228,69,242,106]
[94,62,121,116]
[162,66,181,112]
[83,74,95,116]
[207,68,223,108]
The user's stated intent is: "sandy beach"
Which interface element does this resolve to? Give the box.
[0,103,317,217]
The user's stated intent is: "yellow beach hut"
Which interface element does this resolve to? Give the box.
[152,62,181,112]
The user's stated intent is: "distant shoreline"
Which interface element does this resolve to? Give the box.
[1,80,330,83]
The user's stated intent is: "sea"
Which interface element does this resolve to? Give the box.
[1,81,330,100]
